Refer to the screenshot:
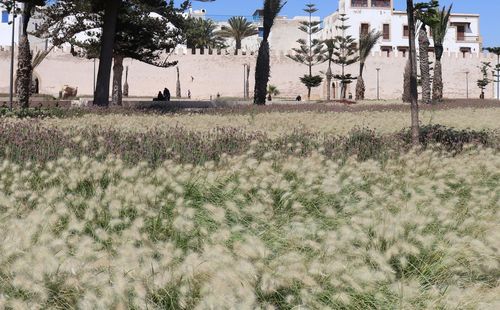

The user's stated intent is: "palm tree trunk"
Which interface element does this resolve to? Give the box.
[419,25,431,105]
[403,59,411,102]
[355,62,365,101]
[432,45,444,101]
[254,40,270,105]
[176,67,181,98]
[407,0,420,146]
[326,65,332,101]
[94,0,121,107]
[307,86,311,101]
[111,55,123,105]
[16,35,32,109]
[245,64,250,100]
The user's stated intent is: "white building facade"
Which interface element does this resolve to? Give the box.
[322,0,482,57]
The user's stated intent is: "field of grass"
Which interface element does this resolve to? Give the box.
[0,104,499,309]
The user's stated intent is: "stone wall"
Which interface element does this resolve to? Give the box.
[0,48,498,100]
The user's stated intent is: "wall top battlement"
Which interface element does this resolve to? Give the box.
[1,45,498,61]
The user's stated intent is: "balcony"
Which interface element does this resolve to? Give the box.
[351,0,368,7]
[371,0,391,7]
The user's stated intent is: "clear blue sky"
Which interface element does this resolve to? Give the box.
[184,0,499,47]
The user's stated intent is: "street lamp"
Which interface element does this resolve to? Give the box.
[243,64,247,99]
[465,71,469,99]
[9,0,16,110]
[376,68,380,100]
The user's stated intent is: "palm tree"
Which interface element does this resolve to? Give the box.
[323,39,335,101]
[218,16,258,51]
[254,0,287,105]
[267,84,280,101]
[407,0,419,145]
[431,5,452,102]
[185,17,225,53]
[415,1,438,105]
[355,30,381,101]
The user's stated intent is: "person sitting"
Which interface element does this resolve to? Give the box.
[163,88,171,101]
[296,95,302,102]
[153,91,165,101]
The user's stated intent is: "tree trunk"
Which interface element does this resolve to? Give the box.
[403,59,411,102]
[307,86,311,101]
[16,35,32,109]
[94,0,121,106]
[236,39,242,50]
[419,25,431,105]
[407,0,420,146]
[176,67,181,98]
[123,66,129,97]
[111,55,123,105]
[245,64,250,100]
[432,45,444,102]
[326,66,332,101]
[254,40,270,105]
[355,76,365,101]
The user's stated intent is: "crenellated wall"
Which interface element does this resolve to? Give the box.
[0,47,498,100]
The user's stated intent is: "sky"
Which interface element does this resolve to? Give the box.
[183,0,500,47]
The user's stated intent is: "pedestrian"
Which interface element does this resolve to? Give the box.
[154,91,165,101]
[188,89,191,99]
[163,88,171,101]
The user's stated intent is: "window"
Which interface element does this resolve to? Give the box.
[383,24,390,40]
[352,0,368,7]
[381,46,392,57]
[258,27,264,38]
[372,0,391,7]
[460,47,471,58]
[1,11,9,23]
[398,46,409,57]
[456,25,465,41]
[360,23,369,36]
[403,25,409,38]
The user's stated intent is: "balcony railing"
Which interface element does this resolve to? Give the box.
[456,35,480,43]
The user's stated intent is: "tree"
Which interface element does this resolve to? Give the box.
[407,0,420,145]
[36,0,188,105]
[483,47,500,100]
[267,84,279,101]
[477,62,491,99]
[323,39,335,101]
[431,5,452,101]
[217,16,258,51]
[2,0,46,108]
[415,1,439,105]
[185,17,225,53]
[254,0,287,105]
[355,30,381,101]
[331,14,358,100]
[287,3,326,101]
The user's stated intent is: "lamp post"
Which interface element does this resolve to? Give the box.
[9,0,16,110]
[243,64,247,99]
[376,68,380,100]
[465,71,469,99]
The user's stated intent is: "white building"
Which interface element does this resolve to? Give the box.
[0,6,21,47]
[322,0,482,57]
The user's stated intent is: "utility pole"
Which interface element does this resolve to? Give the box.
[9,0,16,110]
[465,71,469,99]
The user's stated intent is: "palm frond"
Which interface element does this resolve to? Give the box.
[359,30,382,62]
